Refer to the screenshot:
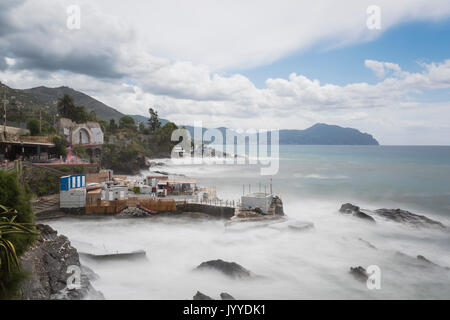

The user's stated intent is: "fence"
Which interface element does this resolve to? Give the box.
[20,136,55,144]
[85,199,128,215]
[85,197,177,215]
[181,197,240,208]
[128,197,177,212]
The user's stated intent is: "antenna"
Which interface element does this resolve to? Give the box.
[2,87,8,138]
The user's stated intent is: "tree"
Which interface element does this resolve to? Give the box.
[109,119,118,133]
[138,122,145,133]
[160,122,178,141]
[26,118,40,135]
[57,94,76,119]
[119,116,136,129]
[53,136,68,157]
[148,108,161,133]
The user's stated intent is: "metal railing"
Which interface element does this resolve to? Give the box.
[181,197,240,208]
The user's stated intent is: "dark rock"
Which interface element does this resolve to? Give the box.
[220,292,236,300]
[339,203,376,223]
[195,259,252,278]
[358,238,377,249]
[20,224,104,300]
[81,265,100,281]
[373,208,446,229]
[154,170,170,176]
[417,255,450,270]
[193,291,213,300]
[349,266,369,282]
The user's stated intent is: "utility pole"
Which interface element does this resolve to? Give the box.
[270,178,273,195]
[2,88,8,139]
[39,108,42,133]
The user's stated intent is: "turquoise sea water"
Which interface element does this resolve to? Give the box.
[277,145,450,217]
[178,145,450,218]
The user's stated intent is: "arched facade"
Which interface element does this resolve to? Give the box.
[72,127,92,145]
[58,118,104,146]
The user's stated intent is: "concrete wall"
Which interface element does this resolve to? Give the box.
[177,203,235,219]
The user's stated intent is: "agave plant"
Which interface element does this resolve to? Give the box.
[0,205,38,273]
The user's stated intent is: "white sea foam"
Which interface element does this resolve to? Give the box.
[48,146,450,299]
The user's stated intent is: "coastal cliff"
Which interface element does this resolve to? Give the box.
[19,224,103,300]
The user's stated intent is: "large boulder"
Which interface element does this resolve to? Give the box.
[373,208,446,229]
[195,259,252,279]
[349,266,369,282]
[220,292,236,300]
[20,224,104,300]
[192,291,236,300]
[339,203,376,223]
[193,291,213,300]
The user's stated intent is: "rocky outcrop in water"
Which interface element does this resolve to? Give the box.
[19,224,104,300]
[195,259,252,279]
[416,255,450,270]
[349,266,369,282]
[340,203,446,229]
[394,251,450,271]
[193,291,213,300]
[373,208,446,229]
[220,292,236,300]
[339,203,376,223]
[193,291,236,300]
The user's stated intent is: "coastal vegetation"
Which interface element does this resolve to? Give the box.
[99,108,179,174]
[0,171,37,299]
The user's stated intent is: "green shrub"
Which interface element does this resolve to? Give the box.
[0,172,37,299]
[26,118,40,135]
[132,186,141,194]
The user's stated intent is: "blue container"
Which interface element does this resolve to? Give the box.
[60,174,86,191]
[60,176,70,191]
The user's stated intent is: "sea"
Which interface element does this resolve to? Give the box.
[48,145,450,299]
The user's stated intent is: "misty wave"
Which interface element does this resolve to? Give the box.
[48,146,450,299]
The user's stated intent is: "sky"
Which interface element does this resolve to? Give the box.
[1,0,450,145]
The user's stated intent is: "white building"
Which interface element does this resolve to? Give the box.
[241,193,274,214]
[58,118,104,146]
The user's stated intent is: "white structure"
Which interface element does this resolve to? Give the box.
[102,186,128,201]
[60,174,87,209]
[60,188,87,209]
[58,118,104,146]
[241,193,274,214]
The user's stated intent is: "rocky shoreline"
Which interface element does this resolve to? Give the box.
[19,224,104,300]
[24,201,448,300]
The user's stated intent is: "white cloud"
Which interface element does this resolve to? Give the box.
[92,0,450,70]
[365,60,403,78]
[1,0,450,144]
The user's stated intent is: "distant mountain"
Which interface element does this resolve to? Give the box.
[24,86,125,121]
[279,123,379,145]
[1,83,379,145]
[181,123,379,145]
[129,114,169,127]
